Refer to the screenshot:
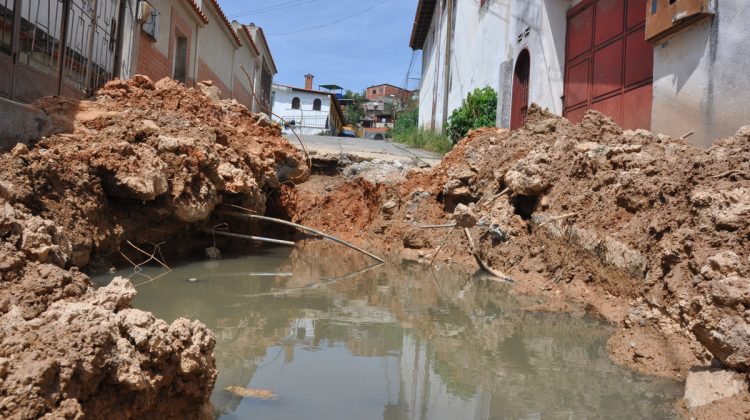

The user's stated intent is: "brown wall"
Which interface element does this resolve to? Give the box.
[136,7,195,86]
[233,76,252,108]
[366,84,410,102]
[198,58,230,99]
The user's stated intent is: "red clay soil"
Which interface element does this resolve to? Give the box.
[294,106,750,418]
[0,76,309,419]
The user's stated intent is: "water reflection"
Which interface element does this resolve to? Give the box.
[93,243,682,419]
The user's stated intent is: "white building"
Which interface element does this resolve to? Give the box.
[412,0,749,147]
[271,75,345,136]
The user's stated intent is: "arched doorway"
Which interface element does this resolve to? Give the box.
[511,49,531,130]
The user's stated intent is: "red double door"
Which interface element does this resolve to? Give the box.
[563,0,653,130]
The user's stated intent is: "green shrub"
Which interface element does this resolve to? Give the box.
[390,107,453,154]
[446,87,497,142]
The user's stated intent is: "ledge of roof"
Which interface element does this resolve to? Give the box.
[181,0,208,25]
[239,25,260,56]
[250,25,278,75]
[205,0,242,47]
[409,0,437,50]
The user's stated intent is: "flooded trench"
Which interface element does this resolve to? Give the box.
[93,243,683,419]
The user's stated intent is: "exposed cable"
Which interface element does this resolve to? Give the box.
[266,1,389,36]
[228,0,320,18]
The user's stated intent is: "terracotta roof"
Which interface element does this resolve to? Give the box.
[240,25,260,56]
[256,26,277,73]
[250,25,277,74]
[409,0,437,50]
[273,83,332,96]
[181,0,208,24]
[205,0,242,47]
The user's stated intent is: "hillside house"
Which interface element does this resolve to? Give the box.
[411,0,749,147]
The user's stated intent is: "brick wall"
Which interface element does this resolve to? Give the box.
[136,6,195,86]
[233,76,252,108]
[198,59,230,99]
[136,30,171,80]
[366,84,411,102]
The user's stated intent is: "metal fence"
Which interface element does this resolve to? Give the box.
[278,114,330,130]
[0,0,122,102]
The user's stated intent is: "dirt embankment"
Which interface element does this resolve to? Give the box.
[0,76,309,418]
[294,106,750,418]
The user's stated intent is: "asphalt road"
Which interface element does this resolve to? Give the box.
[284,134,443,167]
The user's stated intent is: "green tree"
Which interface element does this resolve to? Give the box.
[342,90,366,127]
[343,104,365,127]
[446,87,497,142]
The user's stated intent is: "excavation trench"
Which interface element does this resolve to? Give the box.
[2,78,749,419]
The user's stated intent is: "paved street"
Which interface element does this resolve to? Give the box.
[284,134,443,167]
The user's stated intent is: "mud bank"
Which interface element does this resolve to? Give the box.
[0,76,309,418]
[294,106,750,418]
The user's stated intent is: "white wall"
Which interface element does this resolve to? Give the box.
[418,0,514,132]
[232,24,259,107]
[271,85,334,135]
[197,3,236,90]
[502,0,569,126]
[652,2,750,147]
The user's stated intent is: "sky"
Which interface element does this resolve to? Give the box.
[218,0,422,93]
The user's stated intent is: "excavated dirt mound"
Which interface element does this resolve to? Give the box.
[1,75,308,268]
[295,106,750,418]
[0,76,309,418]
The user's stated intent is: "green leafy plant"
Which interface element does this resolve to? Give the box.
[446,87,497,142]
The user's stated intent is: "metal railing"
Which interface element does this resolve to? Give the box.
[277,114,330,130]
[0,0,122,102]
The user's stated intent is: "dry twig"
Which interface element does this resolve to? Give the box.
[429,226,456,265]
[480,188,510,208]
[713,169,750,180]
[419,223,457,229]
[536,212,578,228]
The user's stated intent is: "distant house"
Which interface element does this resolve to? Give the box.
[365,83,411,103]
[271,74,345,136]
[360,83,411,139]
[411,0,748,147]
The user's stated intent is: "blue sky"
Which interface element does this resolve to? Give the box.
[218,0,422,93]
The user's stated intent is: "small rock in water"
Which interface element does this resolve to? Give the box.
[188,277,198,282]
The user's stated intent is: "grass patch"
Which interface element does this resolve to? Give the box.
[391,129,453,154]
[390,107,453,154]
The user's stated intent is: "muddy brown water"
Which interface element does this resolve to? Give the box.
[93,246,683,419]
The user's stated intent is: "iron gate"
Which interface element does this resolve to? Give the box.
[0,0,122,103]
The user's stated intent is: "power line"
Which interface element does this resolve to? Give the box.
[402,50,416,92]
[228,0,320,19]
[266,1,389,36]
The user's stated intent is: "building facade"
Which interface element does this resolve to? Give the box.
[271,77,345,136]
[365,83,412,103]
[0,0,276,113]
[412,0,748,147]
